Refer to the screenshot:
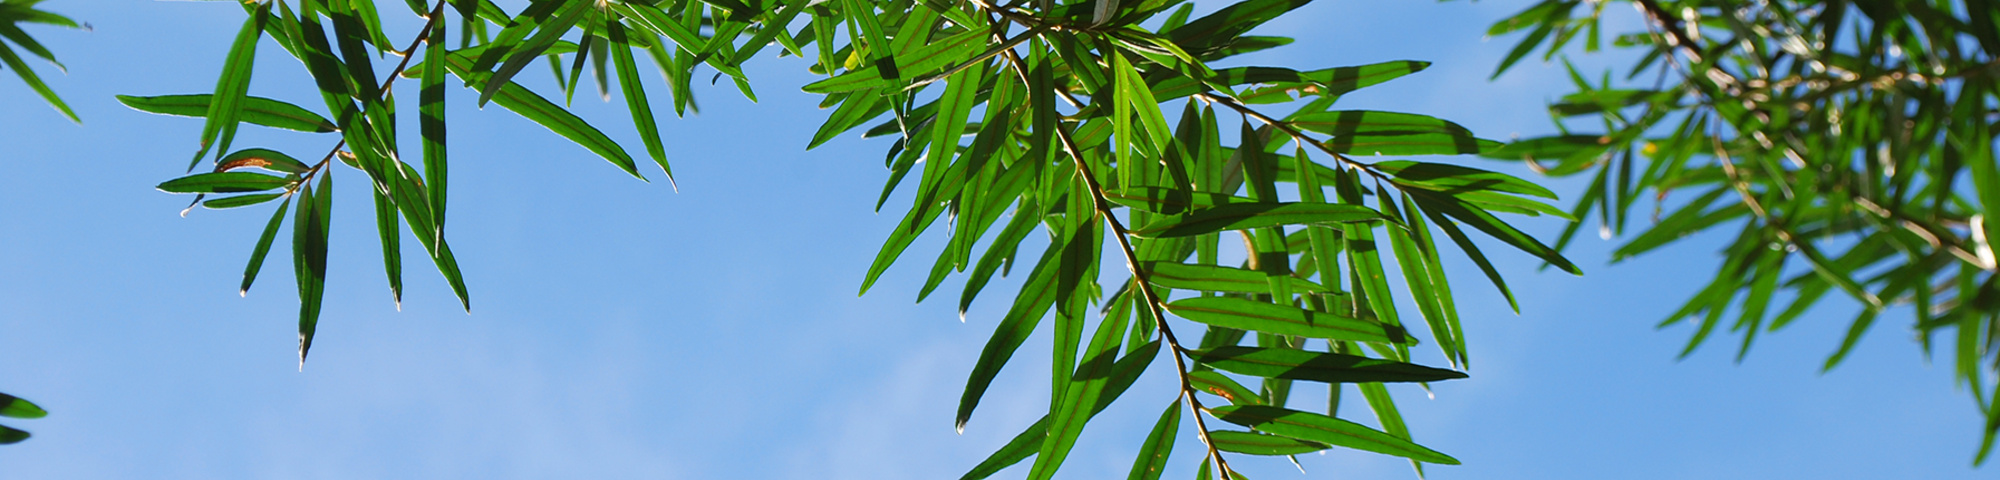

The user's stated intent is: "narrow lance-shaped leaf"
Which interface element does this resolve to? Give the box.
[240,196,293,296]
[1207,430,1327,456]
[608,21,675,187]
[421,12,448,232]
[372,185,403,309]
[1190,346,1466,383]
[438,50,646,180]
[1027,289,1134,480]
[1209,405,1460,464]
[157,172,293,194]
[117,94,337,133]
[294,172,332,369]
[1125,400,1180,480]
[191,3,270,171]
[477,0,592,106]
[1168,296,1408,344]
[956,240,1068,432]
[1129,202,1389,238]
[958,340,1160,480]
[0,393,48,419]
[0,36,76,122]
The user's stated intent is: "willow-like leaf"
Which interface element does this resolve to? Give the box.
[1129,202,1387,238]
[1209,405,1459,464]
[1190,346,1466,383]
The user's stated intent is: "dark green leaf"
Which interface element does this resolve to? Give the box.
[156,172,292,194]
[1168,296,1408,343]
[1191,346,1467,383]
[203,193,284,210]
[293,172,332,368]
[240,196,292,296]
[1210,405,1459,464]
[1130,202,1388,238]
[191,4,269,171]
[1207,430,1327,456]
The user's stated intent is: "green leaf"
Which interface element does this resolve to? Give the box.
[0,37,75,122]
[608,21,674,185]
[1207,430,1327,456]
[0,393,47,419]
[1106,187,1256,214]
[191,3,269,171]
[1374,160,1557,199]
[476,0,592,106]
[1189,370,1263,405]
[216,148,312,174]
[293,172,333,369]
[1143,261,1327,295]
[0,424,27,445]
[1406,189,1581,275]
[372,185,403,308]
[1168,296,1408,343]
[1290,110,1501,156]
[421,14,448,231]
[203,193,285,210]
[958,340,1161,480]
[156,172,293,194]
[1125,400,1180,480]
[1479,134,1611,164]
[800,28,985,93]
[1129,202,1388,238]
[1028,289,1138,480]
[1190,346,1467,383]
[1148,61,1430,102]
[956,240,1067,432]
[1209,405,1459,464]
[240,196,292,296]
[440,51,646,180]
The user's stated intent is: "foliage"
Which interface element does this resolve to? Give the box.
[117,0,1585,477]
[0,0,79,121]
[1479,0,2000,464]
[0,0,73,447]
[0,392,46,445]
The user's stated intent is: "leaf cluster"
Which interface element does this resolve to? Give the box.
[1481,0,2000,463]
[128,0,1583,477]
[0,0,80,121]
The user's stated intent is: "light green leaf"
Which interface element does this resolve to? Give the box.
[1125,400,1180,480]
[0,393,47,419]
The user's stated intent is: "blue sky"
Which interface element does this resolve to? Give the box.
[0,1,1986,478]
